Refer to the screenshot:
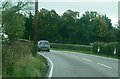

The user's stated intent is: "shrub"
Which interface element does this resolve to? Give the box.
[50,43,92,52]
[117,42,120,58]
[92,42,105,54]
[92,42,118,57]
[2,40,48,77]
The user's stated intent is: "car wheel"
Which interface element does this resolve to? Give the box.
[48,50,50,52]
[38,49,40,52]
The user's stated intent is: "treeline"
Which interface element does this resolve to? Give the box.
[1,2,119,45]
[23,8,119,45]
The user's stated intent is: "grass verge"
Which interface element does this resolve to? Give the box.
[2,41,48,77]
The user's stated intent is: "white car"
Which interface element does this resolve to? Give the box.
[38,40,50,52]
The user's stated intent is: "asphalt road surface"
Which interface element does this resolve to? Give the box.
[38,50,118,77]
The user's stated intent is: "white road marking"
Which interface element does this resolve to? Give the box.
[51,50,118,61]
[38,52,53,78]
[97,63,112,69]
[82,58,93,62]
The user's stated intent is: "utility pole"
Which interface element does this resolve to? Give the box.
[34,0,38,44]
[33,0,38,55]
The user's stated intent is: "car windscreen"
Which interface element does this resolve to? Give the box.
[39,42,49,45]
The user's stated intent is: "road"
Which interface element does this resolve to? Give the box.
[38,50,118,77]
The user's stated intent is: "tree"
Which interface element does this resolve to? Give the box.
[60,10,79,43]
[78,11,113,44]
[117,21,120,42]
[23,12,34,40]
[92,14,115,42]
[78,11,98,44]
[2,2,28,42]
[38,8,60,42]
[92,15,109,42]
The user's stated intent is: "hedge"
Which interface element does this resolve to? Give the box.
[50,42,119,58]
[50,43,92,52]
[92,42,119,57]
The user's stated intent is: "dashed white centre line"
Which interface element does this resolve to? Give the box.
[97,63,112,69]
[82,58,93,62]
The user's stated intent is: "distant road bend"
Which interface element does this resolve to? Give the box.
[38,50,118,77]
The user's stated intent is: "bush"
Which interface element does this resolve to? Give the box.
[92,42,118,57]
[117,42,120,59]
[13,55,48,77]
[31,44,38,56]
[50,43,92,52]
[92,42,105,54]
[2,40,48,77]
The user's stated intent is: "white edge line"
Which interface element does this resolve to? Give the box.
[38,53,53,78]
[97,63,112,69]
[82,58,93,62]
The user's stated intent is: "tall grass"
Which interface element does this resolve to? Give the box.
[2,41,48,77]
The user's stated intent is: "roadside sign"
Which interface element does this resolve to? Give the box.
[97,47,100,53]
[114,48,116,55]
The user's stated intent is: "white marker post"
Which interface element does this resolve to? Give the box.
[114,48,116,55]
[97,47,100,53]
